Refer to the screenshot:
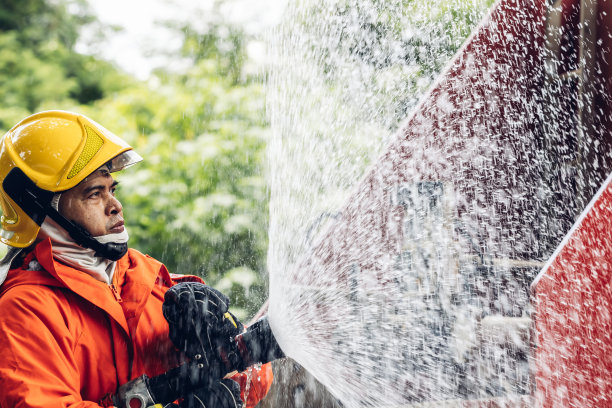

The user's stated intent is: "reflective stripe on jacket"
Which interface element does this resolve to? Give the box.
[0,238,272,408]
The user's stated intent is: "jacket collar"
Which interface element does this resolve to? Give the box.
[1,238,161,339]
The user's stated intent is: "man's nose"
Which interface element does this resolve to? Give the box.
[106,194,123,215]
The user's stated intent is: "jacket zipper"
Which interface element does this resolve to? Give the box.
[109,269,122,303]
[110,284,122,302]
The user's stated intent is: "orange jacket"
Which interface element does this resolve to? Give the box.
[0,239,272,408]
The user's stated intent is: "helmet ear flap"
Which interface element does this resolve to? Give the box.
[3,167,54,227]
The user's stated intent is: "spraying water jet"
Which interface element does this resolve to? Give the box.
[262,0,612,406]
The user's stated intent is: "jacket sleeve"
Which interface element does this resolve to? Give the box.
[0,285,104,408]
[231,363,274,408]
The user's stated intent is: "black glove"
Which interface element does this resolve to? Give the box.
[180,379,243,408]
[163,282,244,378]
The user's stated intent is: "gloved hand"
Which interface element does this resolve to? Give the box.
[180,379,243,408]
[163,282,244,378]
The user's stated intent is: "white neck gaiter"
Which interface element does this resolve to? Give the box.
[37,217,129,285]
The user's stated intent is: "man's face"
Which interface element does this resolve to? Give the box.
[58,170,124,237]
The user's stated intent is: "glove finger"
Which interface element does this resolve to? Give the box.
[179,393,201,408]
[201,286,230,313]
[165,283,221,334]
[162,284,188,323]
[194,296,220,325]
[164,283,202,329]
[187,379,243,408]
[194,285,230,321]
[176,283,229,325]
[216,379,243,408]
[164,284,207,358]
[216,311,243,339]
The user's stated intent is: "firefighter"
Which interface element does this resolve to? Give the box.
[0,111,272,408]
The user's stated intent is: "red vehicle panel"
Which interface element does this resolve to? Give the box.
[531,172,612,408]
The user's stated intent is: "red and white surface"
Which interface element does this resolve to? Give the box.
[531,172,612,408]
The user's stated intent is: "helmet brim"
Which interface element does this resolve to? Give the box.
[108,150,143,173]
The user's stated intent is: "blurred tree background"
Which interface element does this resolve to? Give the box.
[0,0,268,319]
[0,0,494,321]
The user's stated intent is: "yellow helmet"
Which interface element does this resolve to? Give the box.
[0,110,142,248]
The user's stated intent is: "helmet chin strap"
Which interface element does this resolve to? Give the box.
[3,167,128,261]
[44,206,128,261]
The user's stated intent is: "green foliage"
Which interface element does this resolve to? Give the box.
[79,19,269,319]
[104,70,270,319]
[0,0,84,46]
[178,24,247,85]
[310,0,496,128]
[0,0,131,129]
[0,0,269,319]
